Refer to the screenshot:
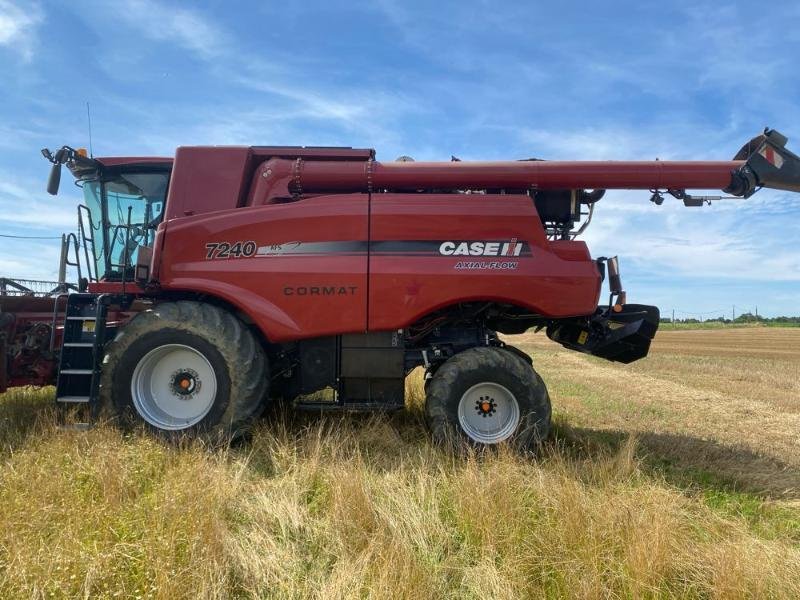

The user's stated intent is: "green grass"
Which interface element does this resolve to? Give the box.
[644,456,800,543]
[547,419,800,544]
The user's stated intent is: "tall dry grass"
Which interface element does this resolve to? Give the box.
[0,372,798,598]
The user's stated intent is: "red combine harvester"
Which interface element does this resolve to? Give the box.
[1,129,798,445]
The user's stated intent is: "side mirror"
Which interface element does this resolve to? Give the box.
[47,162,61,195]
[44,147,68,196]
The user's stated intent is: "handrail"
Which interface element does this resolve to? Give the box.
[77,204,98,282]
[62,232,83,285]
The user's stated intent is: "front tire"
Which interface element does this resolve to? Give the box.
[100,301,268,439]
[425,346,551,448]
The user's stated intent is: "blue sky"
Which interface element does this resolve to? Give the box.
[0,0,798,317]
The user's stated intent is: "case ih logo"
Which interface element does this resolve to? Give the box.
[439,239,525,257]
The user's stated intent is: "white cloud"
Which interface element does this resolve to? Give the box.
[0,239,61,280]
[0,0,43,61]
[77,0,417,146]
[516,127,684,161]
[0,173,80,230]
[0,199,77,230]
[118,0,228,59]
[221,71,422,141]
[0,169,81,280]
[584,192,800,283]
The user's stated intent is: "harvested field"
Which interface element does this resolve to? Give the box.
[512,327,800,496]
[0,327,798,598]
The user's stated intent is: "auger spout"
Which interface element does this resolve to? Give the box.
[251,129,799,204]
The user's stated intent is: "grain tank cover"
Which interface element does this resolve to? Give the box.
[165,145,374,219]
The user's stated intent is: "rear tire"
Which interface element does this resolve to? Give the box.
[425,346,551,448]
[100,301,268,439]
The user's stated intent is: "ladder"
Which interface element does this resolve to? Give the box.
[55,293,109,425]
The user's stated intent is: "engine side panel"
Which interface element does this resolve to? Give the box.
[368,193,601,330]
[156,192,600,344]
[157,194,369,342]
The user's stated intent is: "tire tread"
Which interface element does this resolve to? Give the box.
[99,301,268,439]
[425,346,551,448]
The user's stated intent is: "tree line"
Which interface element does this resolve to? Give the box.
[661,313,800,324]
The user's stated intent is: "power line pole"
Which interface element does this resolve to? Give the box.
[672,308,675,328]
[732,305,735,322]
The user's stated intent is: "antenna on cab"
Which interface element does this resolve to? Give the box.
[86,102,94,158]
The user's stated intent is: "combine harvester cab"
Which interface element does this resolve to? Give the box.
[1,129,798,446]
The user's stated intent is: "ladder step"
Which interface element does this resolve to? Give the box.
[58,423,92,431]
[57,395,91,403]
[295,401,405,412]
[56,294,105,419]
[58,396,91,404]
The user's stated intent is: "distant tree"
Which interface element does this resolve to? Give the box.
[659,311,799,325]
[773,316,800,324]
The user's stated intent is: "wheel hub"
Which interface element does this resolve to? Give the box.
[475,396,497,417]
[170,368,201,398]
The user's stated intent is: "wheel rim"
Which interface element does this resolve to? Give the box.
[457,382,520,444]
[131,344,217,430]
